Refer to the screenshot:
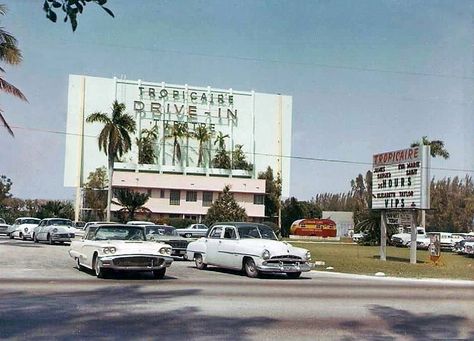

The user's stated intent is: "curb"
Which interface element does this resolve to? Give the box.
[309,269,474,286]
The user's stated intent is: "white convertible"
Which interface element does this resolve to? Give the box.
[186,222,312,278]
[69,224,174,279]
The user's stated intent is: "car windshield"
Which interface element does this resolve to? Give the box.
[146,226,178,237]
[94,226,145,241]
[49,219,72,226]
[237,225,277,240]
[21,219,40,224]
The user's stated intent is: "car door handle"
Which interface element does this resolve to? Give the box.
[218,241,222,244]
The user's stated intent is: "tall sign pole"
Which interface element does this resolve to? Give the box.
[380,211,387,261]
[372,146,430,263]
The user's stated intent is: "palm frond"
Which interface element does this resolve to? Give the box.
[0,111,14,136]
[0,42,22,65]
[86,112,111,124]
[0,77,27,101]
[98,125,111,154]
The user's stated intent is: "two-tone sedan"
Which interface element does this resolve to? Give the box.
[187,222,312,278]
[69,224,174,279]
[33,218,76,244]
[142,225,190,259]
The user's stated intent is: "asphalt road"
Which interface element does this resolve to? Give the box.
[1,236,474,340]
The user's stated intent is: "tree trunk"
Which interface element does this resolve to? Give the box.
[198,141,203,166]
[106,156,114,222]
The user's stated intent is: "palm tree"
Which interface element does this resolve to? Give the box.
[166,123,188,166]
[214,131,229,150]
[113,188,151,221]
[410,136,450,228]
[194,125,211,167]
[86,100,136,221]
[212,132,231,169]
[0,4,27,136]
[410,136,450,159]
[232,144,253,171]
[137,126,159,164]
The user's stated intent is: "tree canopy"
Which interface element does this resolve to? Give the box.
[113,188,151,221]
[83,167,108,221]
[410,136,450,159]
[0,4,28,137]
[43,0,114,31]
[204,185,247,226]
[257,166,281,220]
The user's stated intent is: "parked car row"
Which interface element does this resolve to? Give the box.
[4,217,79,244]
[452,236,474,256]
[2,219,313,280]
[389,227,474,256]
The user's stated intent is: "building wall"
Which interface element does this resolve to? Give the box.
[64,75,291,220]
[322,211,354,237]
[111,172,266,219]
[64,75,292,196]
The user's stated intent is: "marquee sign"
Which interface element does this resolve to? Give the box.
[372,146,430,210]
[133,84,239,135]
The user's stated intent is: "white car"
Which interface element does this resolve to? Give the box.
[464,240,474,255]
[76,221,117,238]
[10,217,41,240]
[69,224,174,278]
[178,224,209,238]
[352,232,366,243]
[391,227,426,247]
[0,218,10,235]
[33,218,76,244]
[186,222,312,278]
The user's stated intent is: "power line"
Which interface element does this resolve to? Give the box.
[59,39,474,81]
[3,122,473,175]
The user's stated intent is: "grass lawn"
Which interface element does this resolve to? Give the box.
[290,242,474,281]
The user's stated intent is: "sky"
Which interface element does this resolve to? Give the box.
[0,0,473,201]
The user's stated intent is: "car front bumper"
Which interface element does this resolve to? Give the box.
[98,254,173,271]
[51,233,75,242]
[171,250,188,259]
[257,261,312,273]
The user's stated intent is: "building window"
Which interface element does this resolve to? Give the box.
[202,191,213,207]
[160,189,165,198]
[170,190,180,205]
[186,191,197,202]
[147,189,152,196]
[254,194,265,205]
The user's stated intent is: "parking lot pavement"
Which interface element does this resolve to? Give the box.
[2,236,474,340]
[0,235,265,281]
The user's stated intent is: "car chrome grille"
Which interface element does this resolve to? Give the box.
[55,233,73,238]
[167,240,189,249]
[267,255,303,264]
[113,257,162,267]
